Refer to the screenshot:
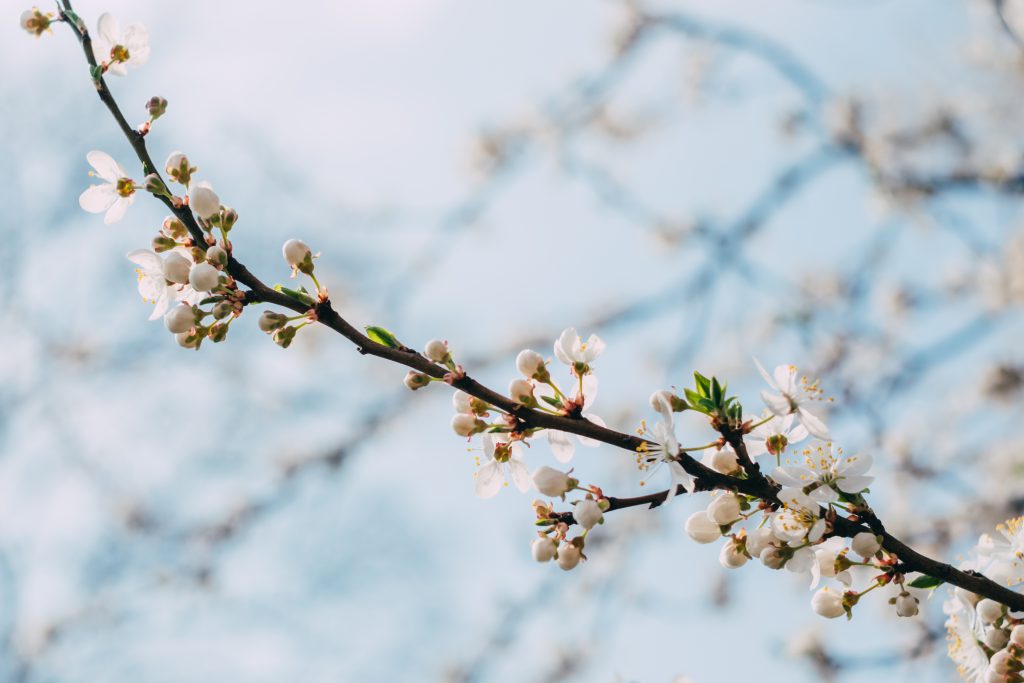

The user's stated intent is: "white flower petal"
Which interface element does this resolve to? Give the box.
[548,430,575,463]
[576,413,605,448]
[86,150,123,182]
[754,358,777,390]
[104,196,130,224]
[837,475,874,494]
[474,461,503,499]
[761,391,791,416]
[126,248,161,270]
[97,12,120,49]
[508,459,531,493]
[79,184,116,213]
[797,407,829,440]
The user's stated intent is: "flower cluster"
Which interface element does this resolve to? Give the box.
[946,517,1024,682]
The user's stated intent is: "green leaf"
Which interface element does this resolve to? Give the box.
[365,325,401,348]
[541,395,563,409]
[683,388,702,406]
[273,284,316,306]
[694,372,711,396]
[711,378,723,405]
[907,575,944,590]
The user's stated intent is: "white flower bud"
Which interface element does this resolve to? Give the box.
[164,303,195,334]
[531,537,557,563]
[987,629,1010,650]
[574,499,603,530]
[719,538,749,569]
[188,262,220,292]
[760,545,787,570]
[532,466,575,498]
[424,339,450,363]
[745,527,774,559]
[164,151,191,184]
[815,547,842,579]
[649,390,673,411]
[452,390,472,414]
[189,183,220,220]
[451,413,483,437]
[161,252,191,284]
[851,531,881,559]
[556,543,581,571]
[978,598,1005,625]
[515,349,546,379]
[991,649,1014,675]
[404,370,430,391]
[811,587,846,619]
[706,493,742,525]
[895,591,919,618]
[985,667,1011,683]
[509,378,535,405]
[282,239,311,268]
[206,245,227,267]
[684,511,721,544]
[175,331,200,349]
[709,446,740,475]
[1011,624,1024,647]
[258,311,287,333]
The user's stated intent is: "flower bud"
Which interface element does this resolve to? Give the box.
[211,300,234,320]
[532,466,576,498]
[424,339,450,363]
[684,511,721,544]
[189,183,220,219]
[259,311,288,333]
[516,349,548,381]
[895,591,919,618]
[273,326,297,348]
[452,390,472,414]
[811,587,846,619]
[850,531,881,559]
[760,545,787,570]
[991,649,1015,675]
[574,499,603,530]
[509,378,535,406]
[147,96,168,120]
[152,234,176,253]
[162,216,188,240]
[719,538,749,569]
[208,321,229,343]
[21,8,53,37]
[556,542,582,571]
[282,239,312,269]
[161,252,191,284]
[206,245,227,267]
[745,527,774,558]
[1011,624,1024,647]
[404,370,431,391]
[188,262,220,292]
[221,207,238,230]
[978,599,1005,625]
[987,629,1010,650]
[144,173,167,195]
[164,152,194,186]
[451,413,485,437]
[531,537,557,563]
[649,389,687,413]
[706,493,742,525]
[175,331,201,350]
[708,445,740,475]
[164,303,196,334]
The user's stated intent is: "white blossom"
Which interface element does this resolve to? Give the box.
[746,412,809,459]
[771,444,873,504]
[532,466,575,498]
[543,373,605,463]
[553,327,605,371]
[719,538,749,568]
[556,542,582,571]
[164,303,195,334]
[706,493,742,525]
[755,360,830,439]
[851,531,881,559]
[474,435,530,499]
[79,151,136,224]
[531,537,557,563]
[189,182,220,220]
[574,499,603,530]
[811,587,846,619]
[126,249,197,320]
[91,13,150,76]
[684,511,721,544]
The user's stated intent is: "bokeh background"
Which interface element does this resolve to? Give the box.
[4,0,1024,681]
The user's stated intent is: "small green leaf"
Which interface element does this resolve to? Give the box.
[274,284,316,306]
[907,575,944,590]
[541,395,563,409]
[365,325,401,348]
[694,372,711,395]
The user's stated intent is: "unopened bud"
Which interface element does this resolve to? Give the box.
[516,349,549,381]
[404,370,431,391]
[851,531,881,559]
[509,378,536,406]
[161,252,191,285]
[451,413,485,437]
[164,304,196,334]
[162,216,187,240]
[573,498,603,530]
[211,300,234,320]
[452,390,472,414]
[221,207,238,230]
[282,239,314,273]
[424,339,450,363]
[146,96,168,120]
[208,321,229,343]
[531,537,557,563]
[188,262,220,292]
[556,542,582,571]
[258,311,288,333]
[684,511,721,544]
[152,234,176,253]
[164,151,195,187]
[273,325,298,348]
[189,183,220,220]
[719,537,749,569]
[144,173,167,195]
[531,466,576,498]
[206,245,227,267]
[175,330,201,350]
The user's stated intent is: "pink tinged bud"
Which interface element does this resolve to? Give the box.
[147,96,168,120]
[991,649,1015,675]
[206,245,227,267]
[452,390,472,414]
[508,378,535,405]
[719,538,749,569]
[164,304,195,334]
[706,493,742,525]
[811,587,846,619]
[760,546,787,570]
[978,599,1005,625]
[282,239,311,268]
[164,151,192,185]
[574,499,603,530]
[1011,624,1024,647]
[451,413,484,437]
[188,262,220,292]
[403,371,430,391]
[850,531,881,559]
[515,349,546,379]
[189,184,220,219]
[531,537,557,563]
[684,511,721,544]
[424,339,449,363]
[531,466,575,498]
[556,543,581,571]
[161,252,191,284]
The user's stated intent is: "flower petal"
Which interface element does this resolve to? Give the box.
[474,461,503,499]
[761,391,791,416]
[553,327,576,365]
[126,248,162,271]
[86,150,123,183]
[838,452,872,477]
[97,12,120,48]
[837,475,874,494]
[79,184,117,213]
[797,407,829,440]
[124,24,150,65]
[547,430,575,463]
[104,197,130,224]
[754,358,777,390]
[508,459,530,493]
